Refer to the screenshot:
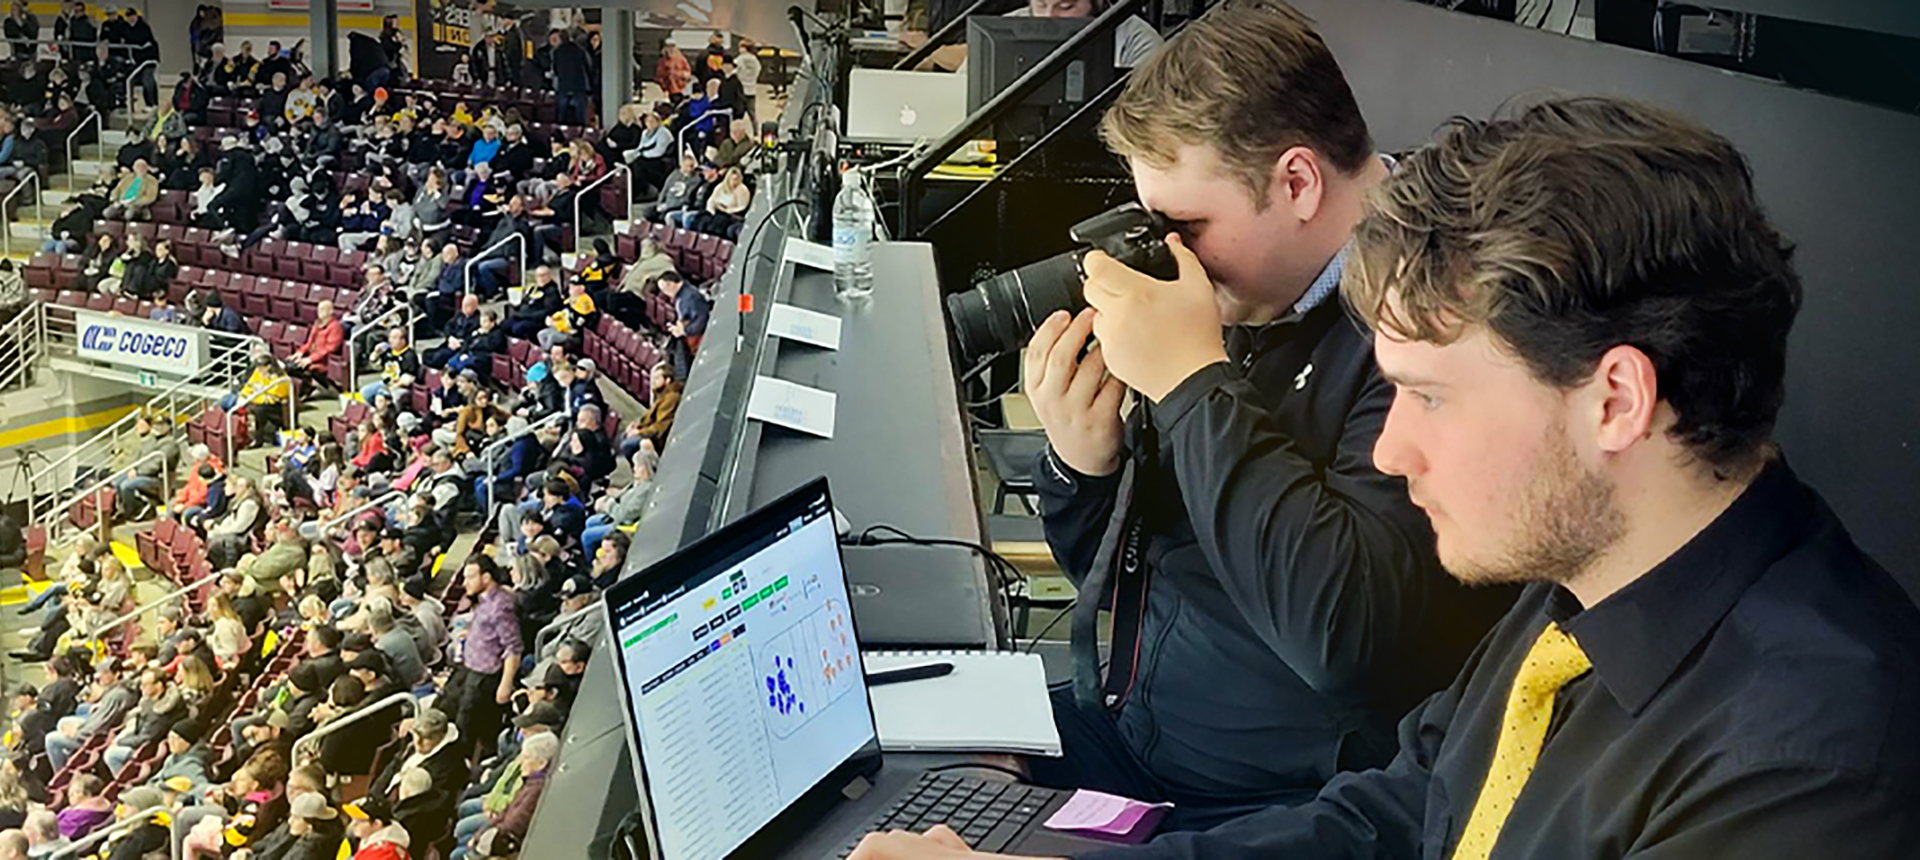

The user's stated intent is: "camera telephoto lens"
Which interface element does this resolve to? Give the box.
[945,251,1086,367]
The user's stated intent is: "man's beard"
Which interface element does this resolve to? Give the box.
[1450,420,1626,589]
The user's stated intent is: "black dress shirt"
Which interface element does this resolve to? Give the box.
[1096,460,1920,859]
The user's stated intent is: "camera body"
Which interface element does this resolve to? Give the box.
[946,203,1177,366]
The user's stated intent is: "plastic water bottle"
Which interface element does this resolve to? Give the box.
[833,170,875,300]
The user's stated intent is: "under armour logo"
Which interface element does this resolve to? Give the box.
[1294,363,1314,391]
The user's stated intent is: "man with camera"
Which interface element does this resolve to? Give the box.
[997,0,1510,832]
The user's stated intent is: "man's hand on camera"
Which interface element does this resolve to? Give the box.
[1025,308,1125,478]
[1084,234,1228,403]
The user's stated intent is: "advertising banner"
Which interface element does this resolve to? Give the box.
[72,310,209,376]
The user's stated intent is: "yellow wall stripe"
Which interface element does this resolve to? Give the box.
[0,404,137,449]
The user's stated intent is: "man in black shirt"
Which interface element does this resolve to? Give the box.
[118,7,158,112]
[852,97,1920,860]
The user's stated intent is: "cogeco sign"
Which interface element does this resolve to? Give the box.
[72,309,208,376]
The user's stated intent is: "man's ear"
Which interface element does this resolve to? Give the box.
[1588,344,1660,456]
[1267,145,1326,223]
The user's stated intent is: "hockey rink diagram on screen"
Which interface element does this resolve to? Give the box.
[755,587,860,738]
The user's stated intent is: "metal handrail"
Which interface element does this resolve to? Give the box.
[65,108,102,191]
[25,326,258,522]
[893,0,1002,70]
[81,570,222,641]
[482,410,569,513]
[45,447,173,545]
[898,0,1144,237]
[48,806,173,860]
[346,301,414,393]
[124,59,158,128]
[221,368,296,468]
[533,600,604,658]
[0,299,40,392]
[573,164,631,260]
[919,71,1132,237]
[292,691,420,765]
[676,108,733,165]
[463,231,527,297]
[320,489,404,533]
[1,169,42,259]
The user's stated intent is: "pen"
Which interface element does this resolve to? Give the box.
[867,661,954,686]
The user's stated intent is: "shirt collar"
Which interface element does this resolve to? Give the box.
[1549,458,1813,715]
[1291,242,1348,318]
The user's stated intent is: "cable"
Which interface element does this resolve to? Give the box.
[1020,605,1069,654]
[740,196,814,275]
[846,523,1025,598]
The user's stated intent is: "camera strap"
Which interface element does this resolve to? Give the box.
[1076,300,1349,716]
[1070,405,1156,714]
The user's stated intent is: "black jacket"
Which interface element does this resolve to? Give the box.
[124,17,158,64]
[552,40,593,95]
[104,820,168,860]
[492,141,535,179]
[1037,286,1513,814]
[511,282,563,323]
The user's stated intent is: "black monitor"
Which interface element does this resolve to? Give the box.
[966,16,1117,157]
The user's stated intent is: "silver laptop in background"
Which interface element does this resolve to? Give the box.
[847,69,970,144]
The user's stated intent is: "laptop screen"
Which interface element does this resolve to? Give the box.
[607,480,876,860]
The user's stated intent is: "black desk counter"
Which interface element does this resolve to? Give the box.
[520,241,1010,858]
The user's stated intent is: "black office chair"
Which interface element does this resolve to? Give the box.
[976,428,1049,515]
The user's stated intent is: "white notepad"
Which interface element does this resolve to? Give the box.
[862,650,1062,756]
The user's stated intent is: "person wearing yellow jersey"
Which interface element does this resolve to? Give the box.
[220,346,293,445]
[537,280,598,350]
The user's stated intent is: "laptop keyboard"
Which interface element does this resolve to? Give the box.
[835,773,1067,857]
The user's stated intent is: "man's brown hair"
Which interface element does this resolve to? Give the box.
[1344,96,1802,476]
[1099,0,1372,202]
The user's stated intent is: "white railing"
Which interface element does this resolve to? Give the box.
[81,570,223,641]
[44,447,174,546]
[574,164,632,259]
[124,59,158,129]
[66,108,103,192]
[482,410,570,513]
[0,300,42,393]
[676,108,733,166]
[346,301,415,393]
[26,319,262,524]
[292,691,421,765]
[2,169,42,259]
[311,489,405,542]
[221,371,297,468]
[48,806,173,860]
[534,600,605,657]
[463,232,527,297]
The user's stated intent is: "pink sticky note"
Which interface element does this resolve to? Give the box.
[1043,790,1175,837]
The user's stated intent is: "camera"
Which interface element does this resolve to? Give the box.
[945,203,1178,366]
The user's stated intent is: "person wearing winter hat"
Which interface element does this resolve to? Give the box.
[237,791,345,860]
[103,786,170,859]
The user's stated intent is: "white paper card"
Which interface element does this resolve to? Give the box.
[767,303,843,350]
[784,237,836,271]
[746,376,837,438]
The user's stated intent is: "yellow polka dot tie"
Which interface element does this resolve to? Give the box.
[1451,622,1591,860]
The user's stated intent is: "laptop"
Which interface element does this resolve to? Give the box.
[604,478,1109,860]
[846,69,970,145]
